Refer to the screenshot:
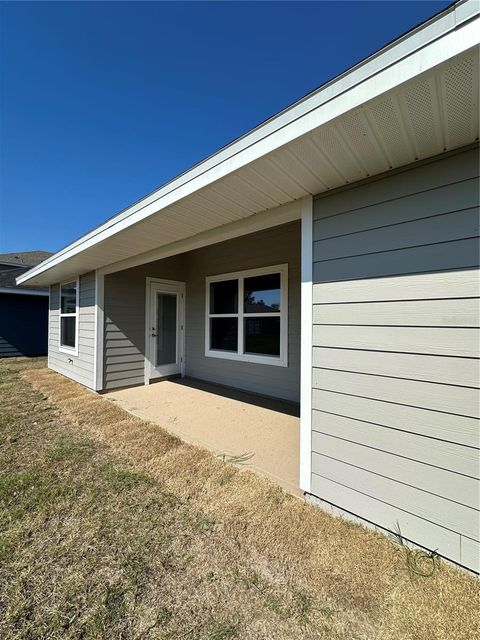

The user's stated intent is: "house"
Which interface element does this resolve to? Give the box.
[0,251,52,357]
[17,0,479,572]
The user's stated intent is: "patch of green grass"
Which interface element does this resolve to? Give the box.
[46,438,95,462]
[206,620,239,640]
[99,462,155,492]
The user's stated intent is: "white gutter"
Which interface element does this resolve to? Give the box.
[17,0,479,286]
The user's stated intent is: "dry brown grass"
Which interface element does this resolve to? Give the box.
[1,358,478,639]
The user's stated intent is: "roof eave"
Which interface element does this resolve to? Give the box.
[17,0,480,287]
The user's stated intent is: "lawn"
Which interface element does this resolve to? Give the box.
[0,358,478,639]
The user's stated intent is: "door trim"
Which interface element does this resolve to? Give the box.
[145,277,185,385]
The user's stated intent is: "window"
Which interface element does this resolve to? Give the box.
[205,264,288,366]
[59,280,78,353]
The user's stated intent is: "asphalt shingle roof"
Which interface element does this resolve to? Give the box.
[0,251,52,292]
[0,250,52,268]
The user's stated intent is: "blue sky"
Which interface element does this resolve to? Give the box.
[0,0,451,254]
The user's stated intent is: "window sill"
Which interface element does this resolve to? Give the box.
[205,349,288,367]
[59,345,78,357]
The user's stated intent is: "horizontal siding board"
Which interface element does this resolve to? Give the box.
[49,355,94,376]
[312,410,479,479]
[312,325,479,357]
[313,208,479,262]
[105,338,143,350]
[105,353,145,366]
[105,329,145,343]
[313,298,479,327]
[312,389,479,448]
[312,430,479,506]
[312,368,479,417]
[105,346,143,358]
[310,474,462,563]
[312,347,479,388]
[105,361,145,374]
[313,237,479,283]
[312,454,479,540]
[103,375,144,390]
[312,269,480,304]
[313,148,478,219]
[460,536,480,573]
[49,361,94,388]
[104,368,145,382]
[313,178,479,238]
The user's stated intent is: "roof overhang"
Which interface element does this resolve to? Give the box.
[18,0,480,286]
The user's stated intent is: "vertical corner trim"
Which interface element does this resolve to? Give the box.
[300,195,313,494]
[47,285,52,370]
[94,271,104,391]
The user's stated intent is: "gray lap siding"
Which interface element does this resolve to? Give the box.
[103,255,188,389]
[48,271,96,388]
[309,145,480,572]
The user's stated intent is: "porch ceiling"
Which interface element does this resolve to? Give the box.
[18,2,479,286]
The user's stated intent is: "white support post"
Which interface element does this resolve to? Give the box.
[300,195,313,494]
[94,270,104,391]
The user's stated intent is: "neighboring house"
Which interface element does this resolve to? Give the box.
[0,251,52,357]
[18,1,479,571]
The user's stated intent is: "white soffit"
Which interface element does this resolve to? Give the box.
[18,1,480,285]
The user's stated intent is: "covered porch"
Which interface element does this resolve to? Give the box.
[102,219,301,402]
[100,219,302,494]
[105,376,300,495]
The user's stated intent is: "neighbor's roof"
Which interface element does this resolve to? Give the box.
[0,251,52,294]
[18,0,480,286]
[0,250,52,268]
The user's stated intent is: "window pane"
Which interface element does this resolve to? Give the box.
[244,317,280,356]
[60,316,76,348]
[61,281,77,313]
[244,273,280,313]
[156,293,177,366]
[210,280,238,314]
[210,317,238,351]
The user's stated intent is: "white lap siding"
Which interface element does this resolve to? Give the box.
[310,146,480,572]
[48,272,96,388]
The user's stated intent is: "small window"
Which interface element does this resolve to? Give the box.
[59,280,78,352]
[205,265,287,367]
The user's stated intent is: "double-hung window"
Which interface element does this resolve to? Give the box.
[205,264,288,367]
[59,280,78,353]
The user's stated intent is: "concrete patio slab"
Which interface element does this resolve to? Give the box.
[105,378,301,496]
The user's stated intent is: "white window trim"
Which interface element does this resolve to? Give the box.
[205,264,288,367]
[59,277,79,356]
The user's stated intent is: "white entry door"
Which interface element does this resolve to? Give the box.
[146,279,185,381]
